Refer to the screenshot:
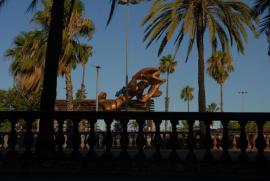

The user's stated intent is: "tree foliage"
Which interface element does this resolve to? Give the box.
[207,51,234,85]
[107,0,148,25]
[253,0,270,55]
[143,0,258,57]
[228,121,270,132]
[142,0,258,113]
[5,0,94,112]
[206,102,219,112]
[180,86,194,102]
[159,54,177,74]
[180,85,194,112]
[0,87,41,111]
[207,51,234,112]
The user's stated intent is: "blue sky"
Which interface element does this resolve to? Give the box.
[0,0,270,112]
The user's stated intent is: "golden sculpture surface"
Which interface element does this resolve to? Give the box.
[98,67,165,111]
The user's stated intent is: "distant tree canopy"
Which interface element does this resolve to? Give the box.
[76,88,87,101]
[228,121,270,132]
[0,86,40,132]
[0,86,40,111]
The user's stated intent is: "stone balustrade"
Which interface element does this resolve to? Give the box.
[0,111,270,163]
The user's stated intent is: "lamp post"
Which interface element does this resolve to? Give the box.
[118,0,146,111]
[95,65,101,112]
[124,2,129,112]
[238,91,248,112]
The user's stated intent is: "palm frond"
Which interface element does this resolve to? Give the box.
[107,0,117,26]
[0,0,5,9]
[26,0,39,12]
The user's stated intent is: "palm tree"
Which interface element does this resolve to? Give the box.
[6,31,46,93]
[206,102,220,112]
[1,0,82,155]
[180,86,194,112]
[254,0,270,55]
[206,102,219,129]
[6,0,94,111]
[35,0,64,156]
[159,54,176,131]
[207,51,234,112]
[36,0,64,114]
[142,0,258,113]
[76,45,92,106]
[159,54,177,112]
[39,0,94,111]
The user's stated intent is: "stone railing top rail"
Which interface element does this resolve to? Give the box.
[1,111,270,121]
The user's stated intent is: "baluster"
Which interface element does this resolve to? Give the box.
[217,133,222,151]
[84,133,89,149]
[203,120,213,161]
[112,135,117,148]
[95,133,99,148]
[0,123,4,156]
[119,119,129,160]
[152,119,162,161]
[117,135,121,148]
[7,118,18,158]
[4,133,9,149]
[36,113,57,158]
[64,120,72,149]
[212,134,218,151]
[221,120,231,162]
[55,119,65,158]
[102,119,113,160]
[0,132,4,149]
[266,136,270,151]
[248,133,256,151]
[22,117,34,158]
[231,134,238,151]
[71,119,81,159]
[80,134,85,149]
[247,133,252,151]
[169,119,179,161]
[255,120,267,162]
[87,119,97,160]
[252,134,257,151]
[238,120,249,162]
[131,133,136,148]
[186,120,196,161]
[135,119,145,160]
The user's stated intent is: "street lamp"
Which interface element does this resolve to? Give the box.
[117,0,147,111]
[124,2,129,112]
[95,65,101,112]
[238,91,248,112]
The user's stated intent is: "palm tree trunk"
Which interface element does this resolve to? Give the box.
[40,0,64,111]
[81,64,86,86]
[197,13,206,142]
[197,27,206,112]
[37,0,64,157]
[80,64,86,99]
[165,72,169,131]
[220,84,223,112]
[188,100,190,112]
[165,72,170,111]
[65,68,74,111]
